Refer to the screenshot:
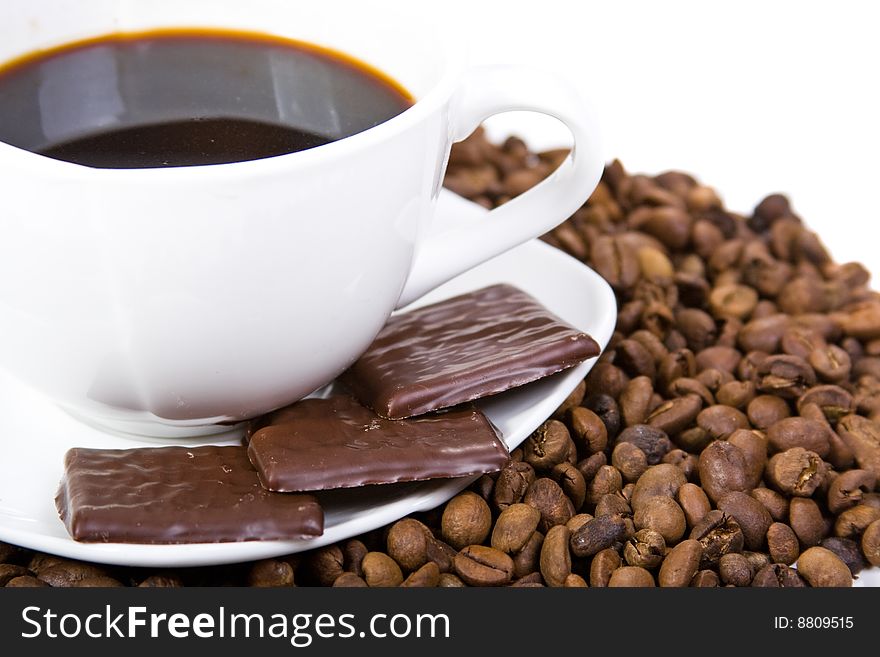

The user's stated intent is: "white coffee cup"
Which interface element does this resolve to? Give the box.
[0,0,603,437]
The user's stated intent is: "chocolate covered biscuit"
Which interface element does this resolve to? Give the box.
[56,446,323,543]
[247,395,509,492]
[341,283,600,419]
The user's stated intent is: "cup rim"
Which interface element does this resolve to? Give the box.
[0,23,467,180]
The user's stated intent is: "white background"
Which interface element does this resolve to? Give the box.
[414,0,880,276]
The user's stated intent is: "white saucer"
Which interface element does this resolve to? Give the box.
[0,191,617,567]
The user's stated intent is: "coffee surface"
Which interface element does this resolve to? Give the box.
[0,30,412,168]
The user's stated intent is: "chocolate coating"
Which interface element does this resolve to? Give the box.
[56,446,323,543]
[341,284,600,419]
[247,395,509,492]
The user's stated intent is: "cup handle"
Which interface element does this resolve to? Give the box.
[396,65,603,308]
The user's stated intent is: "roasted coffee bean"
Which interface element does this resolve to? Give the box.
[834,505,880,539]
[509,574,545,588]
[820,537,869,575]
[826,469,877,514]
[454,546,514,587]
[697,405,749,441]
[491,504,541,555]
[662,449,699,480]
[247,559,294,587]
[716,380,756,409]
[570,515,628,558]
[620,376,654,427]
[854,352,880,380]
[493,461,536,511]
[646,394,703,436]
[789,498,828,547]
[608,565,655,587]
[463,469,496,505]
[717,491,773,551]
[637,247,674,282]
[37,561,113,588]
[425,537,457,574]
[709,284,758,320]
[437,573,466,588]
[677,483,712,528]
[539,525,572,587]
[69,576,124,588]
[342,539,368,577]
[589,547,621,587]
[563,573,588,588]
[524,420,574,470]
[766,522,800,565]
[836,302,880,340]
[796,547,852,587]
[624,528,666,569]
[837,414,880,478]
[586,465,623,507]
[756,355,816,399]
[0,564,30,587]
[696,346,743,374]
[739,314,789,353]
[726,429,768,489]
[766,447,828,497]
[810,345,852,383]
[594,494,632,520]
[751,487,789,522]
[591,235,640,292]
[137,574,183,588]
[751,563,806,587]
[676,308,717,352]
[583,393,622,439]
[631,463,687,510]
[402,562,440,588]
[362,552,404,587]
[737,350,770,382]
[675,272,711,307]
[690,569,720,587]
[699,440,750,504]
[798,385,855,421]
[747,395,791,430]
[387,519,433,572]
[569,406,609,454]
[767,417,831,458]
[525,478,575,532]
[576,452,607,484]
[654,539,701,588]
[617,424,673,465]
[551,462,587,510]
[333,572,368,587]
[657,349,697,394]
[442,492,492,550]
[615,339,657,380]
[675,426,713,453]
[863,520,880,567]
[630,329,669,363]
[717,553,752,587]
[6,576,49,588]
[585,362,629,400]
[612,442,649,483]
[668,377,715,406]
[566,513,594,534]
[691,510,744,567]
[511,531,544,579]
[780,326,825,360]
[633,496,686,544]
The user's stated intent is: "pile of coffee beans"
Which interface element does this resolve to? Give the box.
[3,129,879,586]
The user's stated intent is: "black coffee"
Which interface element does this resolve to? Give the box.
[0,29,413,168]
